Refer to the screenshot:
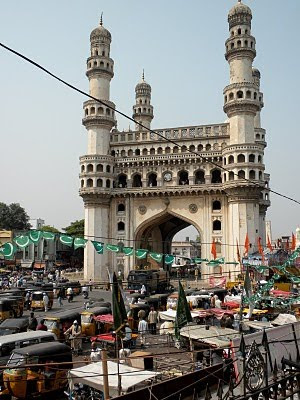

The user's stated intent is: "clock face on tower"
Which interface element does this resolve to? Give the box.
[164,172,172,182]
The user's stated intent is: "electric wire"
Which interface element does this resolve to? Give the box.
[0,42,299,206]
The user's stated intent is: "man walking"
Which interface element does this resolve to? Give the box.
[148,307,158,335]
[138,317,148,348]
[64,320,82,355]
[43,292,49,312]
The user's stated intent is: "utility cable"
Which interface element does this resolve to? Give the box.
[0,42,299,206]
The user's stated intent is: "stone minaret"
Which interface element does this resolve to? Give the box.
[132,71,154,131]
[222,0,268,263]
[79,16,116,281]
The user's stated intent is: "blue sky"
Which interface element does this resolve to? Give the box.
[0,0,299,239]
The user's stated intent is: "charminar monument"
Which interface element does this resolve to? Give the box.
[79,1,270,281]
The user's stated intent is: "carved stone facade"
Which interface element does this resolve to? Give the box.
[80,2,271,281]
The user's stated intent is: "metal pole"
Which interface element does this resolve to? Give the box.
[116,335,122,395]
[101,349,110,400]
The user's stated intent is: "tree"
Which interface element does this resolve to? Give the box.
[63,219,84,237]
[40,225,60,233]
[0,202,31,231]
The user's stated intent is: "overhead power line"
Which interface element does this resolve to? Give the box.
[0,42,299,205]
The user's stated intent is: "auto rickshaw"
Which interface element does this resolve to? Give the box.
[44,310,81,340]
[81,307,111,338]
[31,290,54,311]
[0,317,29,335]
[145,293,169,311]
[0,299,15,321]
[0,294,24,317]
[1,342,72,399]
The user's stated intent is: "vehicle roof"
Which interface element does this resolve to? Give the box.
[0,330,55,346]
[11,342,71,357]
[0,318,28,329]
[44,310,81,320]
[81,307,110,315]
[0,298,17,303]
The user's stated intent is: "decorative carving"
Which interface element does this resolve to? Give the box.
[245,341,265,392]
[189,204,198,213]
[138,205,147,215]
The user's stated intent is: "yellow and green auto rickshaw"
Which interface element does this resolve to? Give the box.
[81,306,111,338]
[1,342,72,399]
[31,291,54,311]
[43,310,81,340]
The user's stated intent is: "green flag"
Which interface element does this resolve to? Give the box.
[112,272,127,332]
[74,237,87,249]
[194,257,208,263]
[149,252,163,262]
[135,249,148,259]
[123,247,134,256]
[15,235,30,249]
[92,241,104,254]
[42,231,55,240]
[0,242,16,258]
[106,244,120,253]
[59,234,73,247]
[175,281,193,339]
[207,257,225,265]
[29,230,42,244]
[165,255,175,265]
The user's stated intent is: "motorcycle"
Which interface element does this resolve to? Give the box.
[64,383,102,400]
[83,291,89,299]
[67,293,73,303]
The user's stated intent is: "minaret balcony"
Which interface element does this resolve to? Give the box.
[86,56,114,79]
[82,114,116,128]
[223,99,259,116]
[83,100,116,128]
[225,46,256,61]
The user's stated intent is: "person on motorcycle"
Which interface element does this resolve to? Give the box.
[82,285,89,299]
[66,287,74,302]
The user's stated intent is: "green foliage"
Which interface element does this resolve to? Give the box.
[63,219,84,237]
[40,225,60,233]
[0,202,31,231]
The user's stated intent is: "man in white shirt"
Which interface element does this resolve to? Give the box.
[138,317,148,348]
[215,296,222,309]
[90,342,101,362]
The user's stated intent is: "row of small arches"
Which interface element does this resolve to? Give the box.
[84,106,114,117]
[81,164,113,173]
[231,28,249,37]
[111,143,223,157]
[87,60,113,71]
[224,90,262,103]
[91,48,110,57]
[133,107,152,114]
[226,39,254,51]
[224,170,263,181]
[224,154,262,165]
[81,178,112,188]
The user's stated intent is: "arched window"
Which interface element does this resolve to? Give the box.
[117,174,127,188]
[132,174,142,187]
[106,108,110,116]
[157,147,163,154]
[213,220,222,231]
[237,91,244,99]
[150,148,155,155]
[117,203,125,212]
[102,51,105,56]
[81,179,84,188]
[259,171,262,180]
[237,40,241,48]
[97,178,103,187]
[256,134,260,140]
[148,173,157,187]
[245,29,248,34]
[223,158,226,166]
[128,149,133,157]
[189,145,195,152]
[87,179,93,187]
[87,164,93,172]
[178,170,189,185]
[238,170,245,179]
[212,200,221,211]
[165,147,171,154]
[142,148,148,156]
[195,170,205,184]
[100,61,104,67]
[120,150,126,157]
[229,171,234,181]
[181,146,187,153]
[258,155,262,163]
[93,61,97,67]
[117,222,125,232]
[135,149,140,156]
[85,108,88,116]
[206,144,211,151]
[246,90,251,99]
[211,169,222,184]
[81,165,85,172]
[238,28,241,35]
[249,170,256,180]
[244,40,248,47]
[96,164,103,172]
[237,154,245,163]
[105,165,110,173]
[111,150,115,157]
[249,154,255,162]
[197,144,203,151]
[229,92,234,100]
[254,92,257,99]
[90,107,95,114]
[106,179,111,188]
[231,42,234,49]
[98,107,104,114]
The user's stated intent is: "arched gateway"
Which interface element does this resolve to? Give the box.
[80,2,271,281]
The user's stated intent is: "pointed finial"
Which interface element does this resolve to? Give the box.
[142,69,145,81]
[100,12,103,26]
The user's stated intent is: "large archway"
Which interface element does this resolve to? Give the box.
[134,211,202,270]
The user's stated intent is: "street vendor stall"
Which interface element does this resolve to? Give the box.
[180,325,240,348]
[68,361,160,397]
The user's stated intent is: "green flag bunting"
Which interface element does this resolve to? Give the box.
[14,235,30,249]
[106,244,120,253]
[59,234,73,247]
[165,255,175,265]
[207,257,225,265]
[175,281,193,339]
[92,241,104,254]
[42,231,56,240]
[29,230,42,244]
[74,238,87,249]
[123,247,134,256]
[149,252,163,263]
[0,242,16,258]
[135,249,148,259]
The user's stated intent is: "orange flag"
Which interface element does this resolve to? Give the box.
[244,234,250,257]
[267,235,273,252]
[211,240,217,260]
[258,237,265,263]
[291,233,296,251]
[236,239,241,264]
